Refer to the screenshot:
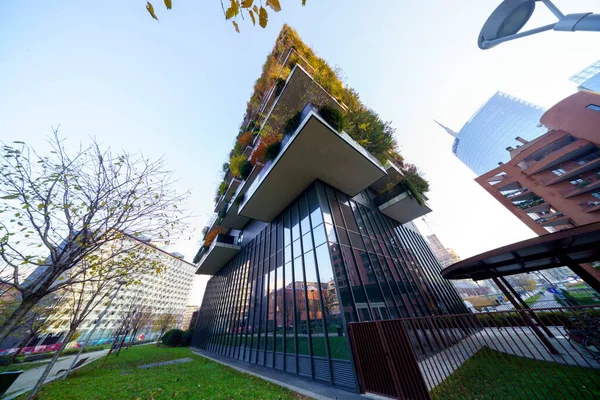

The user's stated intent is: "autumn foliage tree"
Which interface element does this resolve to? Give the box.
[144,0,305,32]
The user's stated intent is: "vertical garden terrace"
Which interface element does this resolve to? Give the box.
[191,25,466,392]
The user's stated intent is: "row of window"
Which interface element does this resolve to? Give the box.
[195,183,466,371]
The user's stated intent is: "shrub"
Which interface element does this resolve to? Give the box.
[229,154,248,178]
[274,77,286,97]
[218,181,229,195]
[162,329,184,347]
[265,142,281,161]
[239,160,253,180]
[319,105,344,132]
[237,131,254,148]
[235,192,246,206]
[203,225,226,247]
[181,329,193,347]
[284,111,302,134]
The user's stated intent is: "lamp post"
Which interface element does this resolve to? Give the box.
[479,0,600,49]
[62,279,127,379]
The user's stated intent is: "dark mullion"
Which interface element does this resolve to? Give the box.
[307,185,333,385]
[410,230,465,314]
[337,190,392,320]
[395,225,443,315]
[382,217,430,316]
[325,188,374,321]
[369,207,416,317]
[249,236,261,363]
[353,201,401,319]
[315,182,359,324]
[242,242,257,359]
[298,194,314,380]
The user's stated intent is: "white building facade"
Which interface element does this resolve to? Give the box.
[43,236,196,345]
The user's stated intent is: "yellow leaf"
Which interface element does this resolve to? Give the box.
[266,0,281,12]
[225,0,239,20]
[241,0,253,8]
[302,0,306,5]
[164,0,172,9]
[259,6,268,28]
[146,2,159,20]
[232,20,240,33]
[253,4,258,14]
[248,9,256,25]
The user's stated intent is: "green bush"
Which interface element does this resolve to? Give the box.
[284,111,302,135]
[319,105,344,132]
[265,142,281,161]
[274,77,286,97]
[181,329,193,347]
[162,329,184,347]
[239,160,253,180]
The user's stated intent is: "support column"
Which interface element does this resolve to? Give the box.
[499,276,555,338]
[492,277,559,355]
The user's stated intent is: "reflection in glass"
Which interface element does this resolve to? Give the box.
[284,261,295,354]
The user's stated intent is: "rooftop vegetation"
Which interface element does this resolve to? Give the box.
[197,25,430,259]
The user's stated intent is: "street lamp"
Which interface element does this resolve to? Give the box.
[479,0,600,49]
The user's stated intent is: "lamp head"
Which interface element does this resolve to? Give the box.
[478,0,536,49]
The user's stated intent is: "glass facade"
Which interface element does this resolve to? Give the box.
[192,182,466,392]
[450,91,547,176]
[570,59,600,93]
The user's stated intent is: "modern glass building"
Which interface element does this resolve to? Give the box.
[569,59,600,92]
[191,26,466,393]
[438,91,547,176]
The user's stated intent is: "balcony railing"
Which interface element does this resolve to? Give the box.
[559,171,600,197]
[580,200,600,212]
[535,211,567,225]
[516,196,544,210]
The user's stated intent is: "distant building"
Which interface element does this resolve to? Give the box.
[181,305,199,330]
[426,234,460,268]
[40,234,196,344]
[437,92,547,175]
[570,60,600,92]
[476,91,600,235]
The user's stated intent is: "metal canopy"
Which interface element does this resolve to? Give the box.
[441,222,600,280]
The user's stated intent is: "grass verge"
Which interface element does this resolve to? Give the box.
[431,346,600,399]
[19,345,308,399]
[0,361,50,373]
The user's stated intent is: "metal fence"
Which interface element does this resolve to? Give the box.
[348,305,600,399]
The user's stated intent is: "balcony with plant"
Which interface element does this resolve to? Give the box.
[198,25,430,262]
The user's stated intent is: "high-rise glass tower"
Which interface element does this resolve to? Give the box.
[191,25,466,393]
[438,92,547,176]
[569,59,600,92]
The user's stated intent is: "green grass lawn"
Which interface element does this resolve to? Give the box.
[431,347,600,400]
[20,346,308,400]
[525,293,542,305]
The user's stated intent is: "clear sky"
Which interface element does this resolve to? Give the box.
[1,1,598,305]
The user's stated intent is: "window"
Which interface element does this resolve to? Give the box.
[593,192,600,200]
[569,178,586,186]
[586,104,600,112]
[551,168,566,176]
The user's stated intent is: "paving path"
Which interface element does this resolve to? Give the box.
[3,349,108,399]
[530,290,562,309]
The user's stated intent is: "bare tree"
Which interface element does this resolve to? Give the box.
[5,295,68,366]
[0,132,188,343]
[28,243,164,399]
[153,311,177,345]
[112,290,154,356]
